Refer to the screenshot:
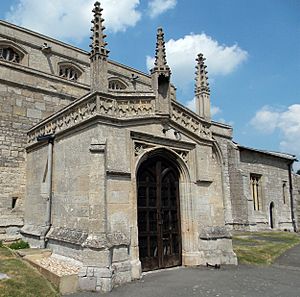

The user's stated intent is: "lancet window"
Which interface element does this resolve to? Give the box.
[250,174,262,211]
[282,181,287,204]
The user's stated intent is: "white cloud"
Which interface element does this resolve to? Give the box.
[148,0,177,18]
[186,98,196,111]
[146,32,248,90]
[250,106,280,134]
[211,105,222,117]
[6,0,141,42]
[250,104,300,158]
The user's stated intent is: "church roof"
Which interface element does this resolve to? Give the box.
[237,144,297,161]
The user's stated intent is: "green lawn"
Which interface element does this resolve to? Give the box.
[0,247,59,297]
[233,231,300,265]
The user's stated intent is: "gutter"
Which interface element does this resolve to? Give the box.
[37,134,55,248]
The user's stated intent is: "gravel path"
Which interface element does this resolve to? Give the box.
[35,255,80,276]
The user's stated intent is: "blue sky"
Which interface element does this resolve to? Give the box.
[1,0,300,169]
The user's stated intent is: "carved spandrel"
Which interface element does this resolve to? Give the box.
[134,142,154,157]
[174,149,189,163]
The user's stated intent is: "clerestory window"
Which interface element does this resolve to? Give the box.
[0,40,28,65]
[0,46,21,63]
[59,65,80,81]
[109,79,126,90]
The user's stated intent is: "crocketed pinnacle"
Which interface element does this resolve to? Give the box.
[90,1,109,57]
[152,27,170,72]
[195,53,210,94]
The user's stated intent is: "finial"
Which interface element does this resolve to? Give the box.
[90,1,109,57]
[195,53,210,94]
[151,27,170,73]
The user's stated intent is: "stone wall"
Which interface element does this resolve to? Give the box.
[227,144,251,230]
[211,121,234,229]
[0,81,86,238]
[229,147,293,231]
[0,19,156,240]
[293,173,300,231]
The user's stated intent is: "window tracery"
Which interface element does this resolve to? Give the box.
[59,64,80,81]
[0,46,21,63]
[109,79,126,90]
[250,174,262,211]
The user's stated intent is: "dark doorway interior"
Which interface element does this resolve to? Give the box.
[137,155,182,272]
[270,202,275,229]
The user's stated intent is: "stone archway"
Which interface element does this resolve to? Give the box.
[137,154,182,271]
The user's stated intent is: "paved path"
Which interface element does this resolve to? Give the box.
[66,244,300,297]
[274,243,300,269]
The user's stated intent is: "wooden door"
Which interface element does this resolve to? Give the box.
[137,156,181,271]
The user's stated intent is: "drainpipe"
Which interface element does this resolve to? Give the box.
[37,134,55,248]
[288,161,297,232]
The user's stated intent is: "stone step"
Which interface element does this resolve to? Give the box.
[16,248,52,258]
[0,234,22,243]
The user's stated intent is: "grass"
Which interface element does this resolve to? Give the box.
[233,231,300,265]
[8,240,30,250]
[0,247,59,297]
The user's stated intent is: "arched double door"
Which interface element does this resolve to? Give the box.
[137,155,182,271]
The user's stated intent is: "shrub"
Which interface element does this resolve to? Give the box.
[8,240,30,250]
[0,240,3,247]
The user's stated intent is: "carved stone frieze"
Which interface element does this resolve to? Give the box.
[171,102,212,140]
[46,227,88,246]
[82,233,109,249]
[28,94,155,145]
[82,232,130,249]
[117,99,154,117]
[107,231,130,247]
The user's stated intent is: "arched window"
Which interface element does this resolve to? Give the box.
[58,62,83,82]
[0,47,20,63]
[108,79,127,90]
[0,41,27,64]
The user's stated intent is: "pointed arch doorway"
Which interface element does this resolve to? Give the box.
[137,154,182,272]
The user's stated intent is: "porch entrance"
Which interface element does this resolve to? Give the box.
[137,155,182,271]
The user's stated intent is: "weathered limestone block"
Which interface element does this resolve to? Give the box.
[82,249,111,267]
[195,145,213,182]
[78,266,113,292]
[198,226,237,265]
[78,276,97,291]
[199,226,232,241]
[112,247,129,263]
[112,261,132,286]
